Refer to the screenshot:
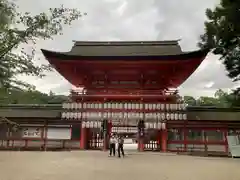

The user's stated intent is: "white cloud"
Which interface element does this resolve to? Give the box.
[16,0,237,98]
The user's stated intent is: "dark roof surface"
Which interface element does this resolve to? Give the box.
[69,40,183,56]
[41,48,209,61]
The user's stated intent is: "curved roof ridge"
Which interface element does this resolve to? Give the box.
[72,40,181,46]
[41,48,209,60]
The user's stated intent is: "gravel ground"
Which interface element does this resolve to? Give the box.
[0,151,239,180]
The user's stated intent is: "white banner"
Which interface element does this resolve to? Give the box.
[47,128,71,140]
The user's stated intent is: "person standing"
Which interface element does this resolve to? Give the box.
[109,134,116,156]
[117,135,125,158]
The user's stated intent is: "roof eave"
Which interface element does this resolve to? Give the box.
[41,48,209,61]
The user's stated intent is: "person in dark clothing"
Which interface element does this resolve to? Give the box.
[109,134,116,156]
[117,135,125,158]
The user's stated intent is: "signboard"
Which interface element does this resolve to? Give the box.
[47,128,71,140]
[22,127,42,138]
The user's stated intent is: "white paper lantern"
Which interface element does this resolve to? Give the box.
[161,113,165,120]
[89,121,93,128]
[180,104,183,110]
[153,123,157,129]
[179,113,182,120]
[97,121,101,128]
[145,122,148,128]
[149,104,152,110]
[65,103,70,109]
[166,113,170,120]
[62,103,67,109]
[70,112,74,118]
[183,114,187,120]
[82,103,85,109]
[161,122,166,130]
[73,112,77,119]
[83,112,86,119]
[129,103,132,109]
[149,123,153,129]
[65,112,70,119]
[167,104,170,110]
[169,104,172,110]
[103,112,106,118]
[160,104,165,110]
[61,112,66,118]
[120,103,123,109]
[174,113,178,120]
[77,112,81,119]
[72,103,76,109]
[93,122,97,128]
[174,104,178,111]
[85,121,89,128]
[135,103,138,109]
[81,121,85,128]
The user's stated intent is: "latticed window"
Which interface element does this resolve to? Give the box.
[205,130,224,141]
[168,129,183,141]
[187,130,203,141]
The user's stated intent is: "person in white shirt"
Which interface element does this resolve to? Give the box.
[109,134,116,156]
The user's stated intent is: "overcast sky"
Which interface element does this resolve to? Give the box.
[16,0,238,98]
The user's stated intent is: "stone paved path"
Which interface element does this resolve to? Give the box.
[0,151,239,180]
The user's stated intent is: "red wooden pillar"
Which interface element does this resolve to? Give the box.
[80,123,87,150]
[138,138,144,152]
[108,120,112,135]
[103,121,111,151]
[157,129,161,151]
[223,129,228,154]
[161,129,167,152]
[183,127,187,152]
[138,130,145,152]
[103,132,108,151]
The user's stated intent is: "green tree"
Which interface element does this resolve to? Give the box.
[0,88,69,104]
[199,0,240,82]
[183,96,197,106]
[197,96,218,106]
[0,0,85,90]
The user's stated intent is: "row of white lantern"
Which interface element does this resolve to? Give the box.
[111,127,138,133]
[145,122,166,129]
[80,122,166,130]
[62,103,187,111]
[81,121,102,128]
[145,113,187,120]
[62,112,187,120]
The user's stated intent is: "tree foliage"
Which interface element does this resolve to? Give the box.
[183,89,240,107]
[199,0,240,82]
[0,88,69,104]
[0,0,85,90]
